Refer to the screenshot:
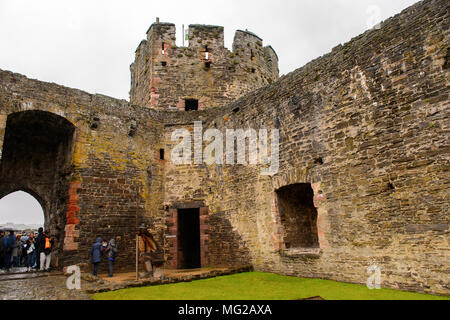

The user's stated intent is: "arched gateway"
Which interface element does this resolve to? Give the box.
[0,110,75,267]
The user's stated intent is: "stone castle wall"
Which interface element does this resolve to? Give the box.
[0,0,448,295]
[0,72,167,271]
[190,0,448,294]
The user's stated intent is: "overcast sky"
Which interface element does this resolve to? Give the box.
[0,0,418,224]
[0,192,44,226]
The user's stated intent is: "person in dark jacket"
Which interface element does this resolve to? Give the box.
[0,230,5,269]
[20,236,27,267]
[90,237,103,276]
[34,227,44,269]
[11,234,21,268]
[105,239,118,277]
[5,230,16,270]
[40,231,54,271]
[24,236,35,272]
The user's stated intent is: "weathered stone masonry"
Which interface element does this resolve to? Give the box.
[0,0,448,295]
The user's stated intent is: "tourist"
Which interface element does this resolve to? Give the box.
[5,230,16,270]
[35,227,44,269]
[25,236,35,272]
[90,237,103,276]
[29,232,37,268]
[105,238,118,277]
[40,231,54,271]
[11,234,21,268]
[0,230,5,269]
[20,236,28,267]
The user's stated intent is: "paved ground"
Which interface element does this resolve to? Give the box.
[99,267,230,284]
[0,266,246,300]
[0,269,91,300]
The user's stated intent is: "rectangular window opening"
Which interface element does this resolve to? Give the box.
[160,149,165,160]
[185,99,199,111]
[276,183,319,249]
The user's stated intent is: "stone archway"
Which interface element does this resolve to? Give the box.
[0,110,76,267]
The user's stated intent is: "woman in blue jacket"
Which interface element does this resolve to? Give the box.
[90,237,103,276]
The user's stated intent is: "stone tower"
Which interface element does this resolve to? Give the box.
[130,21,279,110]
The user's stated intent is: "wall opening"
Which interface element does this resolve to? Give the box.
[185,99,199,111]
[177,208,201,269]
[276,183,319,249]
[314,157,323,165]
[159,149,165,160]
[0,110,76,266]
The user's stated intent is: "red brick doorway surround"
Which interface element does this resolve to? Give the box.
[166,203,209,269]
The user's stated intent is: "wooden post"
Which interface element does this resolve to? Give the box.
[136,234,139,280]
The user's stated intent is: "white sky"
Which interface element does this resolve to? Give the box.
[0,0,418,100]
[0,191,44,225]
[0,0,418,224]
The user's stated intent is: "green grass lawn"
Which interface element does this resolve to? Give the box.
[92,272,449,300]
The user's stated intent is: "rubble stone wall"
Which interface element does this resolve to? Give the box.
[199,0,449,295]
[0,0,448,295]
[0,72,166,271]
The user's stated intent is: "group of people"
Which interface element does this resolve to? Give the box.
[0,227,54,272]
[90,237,118,277]
[1,224,164,280]
[88,225,164,279]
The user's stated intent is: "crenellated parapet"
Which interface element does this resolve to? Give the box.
[130,20,279,110]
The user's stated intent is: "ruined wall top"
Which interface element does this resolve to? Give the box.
[130,21,279,111]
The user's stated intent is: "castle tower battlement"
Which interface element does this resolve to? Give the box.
[130,21,279,110]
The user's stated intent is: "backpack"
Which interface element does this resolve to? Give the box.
[111,247,118,258]
[45,237,51,249]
